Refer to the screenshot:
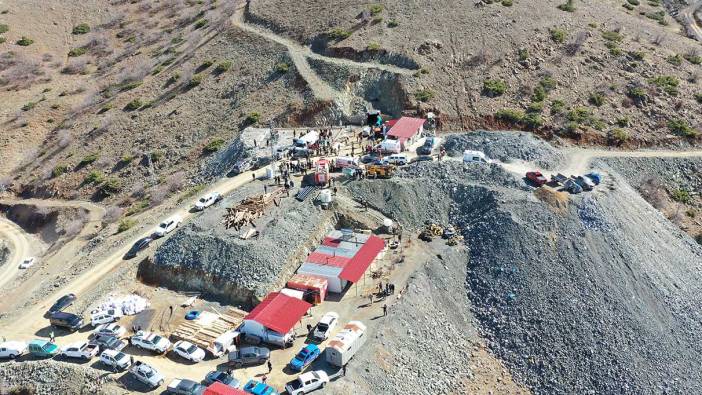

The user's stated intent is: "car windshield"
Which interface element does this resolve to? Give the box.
[289,380,303,389]
[115,352,125,360]
[186,344,197,354]
[158,222,167,228]
[143,369,153,378]
[152,335,163,344]
[317,323,328,331]
[198,197,207,203]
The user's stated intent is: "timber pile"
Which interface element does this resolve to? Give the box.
[223,188,285,230]
[171,307,247,350]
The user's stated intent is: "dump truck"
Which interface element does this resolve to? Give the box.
[366,164,396,179]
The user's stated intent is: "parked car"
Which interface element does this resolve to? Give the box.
[285,371,330,395]
[92,333,127,352]
[129,361,164,389]
[153,215,183,238]
[95,323,127,338]
[99,349,131,371]
[410,155,434,163]
[19,257,35,269]
[563,179,583,194]
[47,293,76,314]
[194,192,222,211]
[227,346,270,368]
[289,344,320,372]
[204,371,240,388]
[418,137,436,155]
[360,153,381,164]
[526,171,548,187]
[382,154,408,166]
[232,158,254,175]
[49,312,84,331]
[585,172,602,185]
[131,331,171,353]
[90,309,120,326]
[166,378,206,395]
[123,237,152,260]
[27,339,59,358]
[0,341,27,359]
[574,175,595,191]
[242,380,278,395]
[172,340,205,362]
[60,341,99,360]
[463,150,489,163]
[312,312,339,341]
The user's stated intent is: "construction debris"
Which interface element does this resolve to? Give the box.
[170,307,247,351]
[223,188,285,230]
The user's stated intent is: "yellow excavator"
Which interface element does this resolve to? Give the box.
[366,164,396,179]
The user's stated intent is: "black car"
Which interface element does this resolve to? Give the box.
[204,371,240,388]
[48,293,76,314]
[49,312,83,331]
[168,379,206,395]
[91,333,127,352]
[123,237,153,260]
[227,346,270,368]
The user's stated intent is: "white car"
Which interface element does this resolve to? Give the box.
[131,331,171,353]
[90,309,121,327]
[382,154,408,166]
[60,341,99,360]
[95,323,127,338]
[19,257,35,269]
[99,349,131,371]
[285,371,330,395]
[312,312,339,341]
[194,192,222,211]
[153,215,183,238]
[172,340,206,362]
[0,341,27,359]
[130,361,164,389]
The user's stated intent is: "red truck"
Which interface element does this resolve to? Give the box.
[526,171,548,186]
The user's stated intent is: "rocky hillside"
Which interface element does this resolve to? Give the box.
[0,360,122,395]
[347,145,702,393]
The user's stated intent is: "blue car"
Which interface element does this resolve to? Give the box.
[204,370,240,388]
[288,344,320,372]
[585,172,602,185]
[243,380,278,395]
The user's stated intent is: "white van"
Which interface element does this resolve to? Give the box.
[0,341,27,359]
[325,321,366,367]
[207,330,240,358]
[463,150,489,163]
[379,140,401,154]
[383,154,408,166]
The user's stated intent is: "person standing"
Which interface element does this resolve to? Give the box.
[252,172,256,181]
[383,304,387,316]
[267,360,273,373]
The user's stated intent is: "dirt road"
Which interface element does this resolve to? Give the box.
[0,217,34,289]
[680,0,702,42]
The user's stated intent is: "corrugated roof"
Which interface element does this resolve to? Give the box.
[387,117,425,140]
[314,245,357,258]
[204,382,248,395]
[244,292,311,334]
[339,235,385,283]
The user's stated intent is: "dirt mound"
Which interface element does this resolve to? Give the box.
[346,155,702,393]
[442,131,566,169]
[0,360,121,395]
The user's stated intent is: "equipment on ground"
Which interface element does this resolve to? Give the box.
[296,186,319,202]
[366,164,396,179]
[223,189,285,230]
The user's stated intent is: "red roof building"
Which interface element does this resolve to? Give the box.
[305,251,351,267]
[387,117,425,148]
[244,292,312,334]
[339,235,386,283]
[204,382,248,395]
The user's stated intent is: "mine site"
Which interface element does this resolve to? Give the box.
[1,0,702,394]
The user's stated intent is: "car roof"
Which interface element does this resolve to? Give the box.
[29,339,48,346]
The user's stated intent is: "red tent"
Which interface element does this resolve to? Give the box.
[245,292,312,334]
[204,382,248,395]
[339,235,385,283]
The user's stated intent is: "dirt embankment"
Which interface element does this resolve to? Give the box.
[347,148,702,393]
[0,360,122,395]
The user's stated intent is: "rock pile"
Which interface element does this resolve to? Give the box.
[0,361,122,395]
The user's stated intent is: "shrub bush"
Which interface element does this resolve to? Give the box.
[558,0,576,12]
[627,85,648,103]
[527,101,544,113]
[671,188,692,204]
[79,153,99,167]
[695,93,702,103]
[0,24,8,34]
[68,47,87,57]
[16,36,34,46]
[589,92,606,106]
[203,138,225,153]
[668,119,697,137]
[194,19,208,29]
[215,60,232,73]
[188,74,203,87]
[369,4,384,15]
[611,128,630,142]
[367,42,381,51]
[124,99,143,111]
[518,48,529,61]
[523,113,543,128]
[627,0,640,4]
[52,165,69,178]
[99,178,122,195]
[684,54,702,65]
[85,170,104,184]
[550,28,567,43]
[72,23,90,35]
[274,62,290,73]
[328,28,351,40]
[602,31,623,42]
[667,54,683,66]
[502,0,513,6]
[551,99,565,114]
[649,75,679,96]
[482,79,507,97]
[495,109,525,123]
[22,101,36,111]
[246,112,261,124]
[532,85,547,102]
[117,219,136,233]
[200,59,214,69]
[387,20,399,28]
[414,89,435,102]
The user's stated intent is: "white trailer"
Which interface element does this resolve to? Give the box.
[325,321,367,367]
[239,320,294,348]
[294,131,319,148]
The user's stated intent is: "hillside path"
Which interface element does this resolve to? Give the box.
[681,0,702,42]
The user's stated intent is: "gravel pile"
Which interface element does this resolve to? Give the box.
[0,361,121,395]
[596,156,702,192]
[345,153,702,394]
[151,181,334,306]
[442,131,566,169]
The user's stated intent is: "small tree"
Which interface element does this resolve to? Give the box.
[16,36,34,46]
[72,23,90,35]
[246,112,261,124]
[483,79,507,97]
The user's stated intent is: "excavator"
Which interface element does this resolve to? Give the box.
[366,164,396,179]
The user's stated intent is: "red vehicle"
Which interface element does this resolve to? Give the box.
[526,171,547,186]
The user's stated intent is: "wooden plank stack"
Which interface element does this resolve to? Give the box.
[171,307,248,350]
[223,188,285,230]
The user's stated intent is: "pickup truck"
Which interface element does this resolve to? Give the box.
[166,378,206,395]
[130,361,164,389]
[131,331,171,353]
[285,371,330,395]
[60,342,99,360]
